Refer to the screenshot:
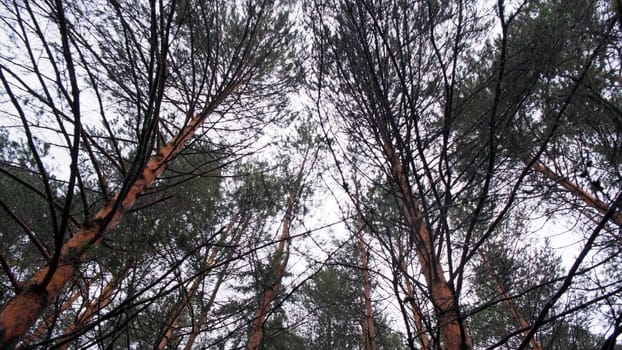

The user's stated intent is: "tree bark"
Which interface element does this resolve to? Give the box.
[246,151,308,350]
[181,263,230,350]
[480,249,543,350]
[412,222,471,350]
[399,256,431,350]
[246,195,295,350]
[380,134,472,350]
[156,215,238,350]
[16,273,99,349]
[57,270,126,350]
[529,159,622,228]
[182,222,244,350]
[407,284,431,350]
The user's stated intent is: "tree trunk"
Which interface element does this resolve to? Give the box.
[357,220,378,350]
[529,159,622,227]
[182,264,229,350]
[245,149,308,350]
[0,85,239,348]
[155,275,200,350]
[412,223,470,350]
[380,134,472,350]
[246,196,294,350]
[399,256,431,350]
[156,214,238,350]
[480,249,543,350]
[57,269,126,350]
[16,273,100,349]
[182,224,243,350]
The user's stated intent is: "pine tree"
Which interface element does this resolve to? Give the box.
[0,0,300,347]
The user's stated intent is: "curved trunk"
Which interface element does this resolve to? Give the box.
[480,249,543,350]
[400,258,431,350]
[246,196,294,350]
[57,271,125,350]
[182,263,230,350]
[381,134,472,350]
[16,272,100,349]
[246,151,308,350]
[156,215,238,350]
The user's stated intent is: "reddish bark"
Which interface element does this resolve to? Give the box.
[406,284,431,350]
[480,249,543,350]
[246,152,308,350]
[155,273,200,350]
[156,215,238,350]
[182,219,243,350]
[379,132,472,350]
[16,274,98,349]
[246,196,294,350]
[529,159,622,227]
[181,265,229,350]
[57,271,125,350]
[398,255,431,350]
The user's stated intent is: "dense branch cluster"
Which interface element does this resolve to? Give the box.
[0,0,621,349]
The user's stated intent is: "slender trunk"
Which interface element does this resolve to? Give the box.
[529,159,622,227]
[57,270,126,350]
[245,149,308,350]
[155,276,200,350]
[155,215,238,350]
[406,283,431,350]
[182,223,244,350]
[0,82,240,348]
[399,257,431,350]
[380,135,472,350]
[393,227,431,350]
[480,250,543,350]
[413,224,469,350]
[246,196,294,350]
[181,261,230,350]
[357,222,377,350]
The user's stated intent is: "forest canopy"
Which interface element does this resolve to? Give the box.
[0,0,621,349]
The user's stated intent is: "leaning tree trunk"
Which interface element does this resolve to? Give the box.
[16,272,101,349]
[0,81,241,348]
[155,214,238,350]
[182,261,231,350]
[245,196,295,350]
[380,133,473,350]
[529,159,622,228]
[246,150,308,350]
[480,249,543,350]
[398,252,431,350]
[57,268,128,350]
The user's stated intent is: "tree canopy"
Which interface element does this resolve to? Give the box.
[0,0,621,349]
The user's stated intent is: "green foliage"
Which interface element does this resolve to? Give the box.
[262,307,308,350]
[300,265,364,349]
[454,0,621,188]
[0,128,69,290]
[469,236,598,348]
[293,258,408,350]
[2,0,622,348]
